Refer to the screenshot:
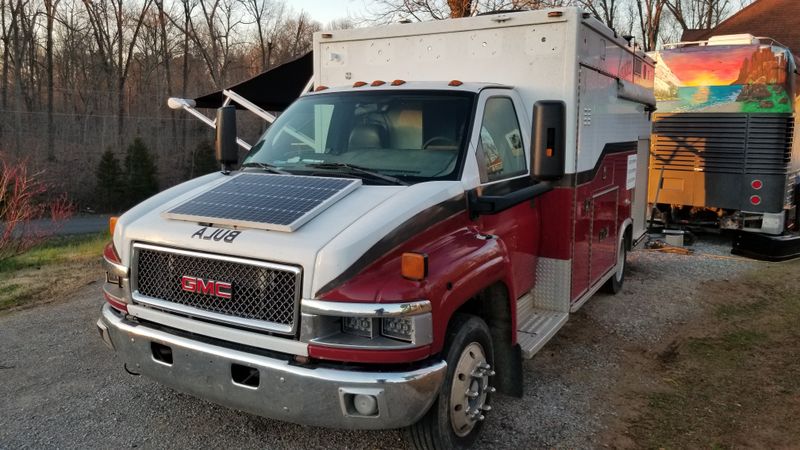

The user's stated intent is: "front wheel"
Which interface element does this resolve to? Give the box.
[406,314,495,450]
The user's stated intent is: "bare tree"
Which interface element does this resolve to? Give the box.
[665,0,748,33]
[575,0,619,29]
[44,0,61,160]
[636,0,667,51]
[364,0,565,22]
[239,0,285,71]
[81,0,153,146]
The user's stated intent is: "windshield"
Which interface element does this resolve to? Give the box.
[242,90,475,183]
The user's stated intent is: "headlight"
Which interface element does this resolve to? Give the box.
[301,299,433,349]
[381,317,414,342]
[342,317,374,338]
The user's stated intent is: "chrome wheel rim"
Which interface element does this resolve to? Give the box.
[449,342,493,437]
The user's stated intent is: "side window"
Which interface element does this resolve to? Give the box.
[477,97,526,183]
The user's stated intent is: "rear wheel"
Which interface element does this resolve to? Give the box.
[406,314,495,450]
[603,237,627,294]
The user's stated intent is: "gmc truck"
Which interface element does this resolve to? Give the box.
[97,8,654,448]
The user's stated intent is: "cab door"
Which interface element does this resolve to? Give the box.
[470,89,540,298]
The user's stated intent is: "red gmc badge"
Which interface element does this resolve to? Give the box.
[181,275,232,299]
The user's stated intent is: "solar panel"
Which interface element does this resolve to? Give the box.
[163,173,362,232]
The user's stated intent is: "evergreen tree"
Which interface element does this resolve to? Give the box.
[94,149,124,212]
[190,140,219,178]
[124,138,159,208]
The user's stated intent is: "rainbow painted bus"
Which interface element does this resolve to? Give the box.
[650,34,800,259]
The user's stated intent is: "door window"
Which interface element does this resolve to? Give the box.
[477,97,526,183]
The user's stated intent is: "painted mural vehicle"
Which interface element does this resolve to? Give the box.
[650,34,800,259]
[96,8,654,448]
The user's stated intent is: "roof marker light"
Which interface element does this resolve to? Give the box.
[314,85,329,92]
[353,81,367,87]
[448,80,463,87]
[371,80,386,86]
[548,11,563,17]
[391,79,406,86]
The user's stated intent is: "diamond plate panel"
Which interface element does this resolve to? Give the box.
[531,257,571,312]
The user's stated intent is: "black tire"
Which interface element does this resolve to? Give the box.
[406,314,494,450]
[603,237,627,294]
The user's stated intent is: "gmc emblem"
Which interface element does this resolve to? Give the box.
[181,275,232,299]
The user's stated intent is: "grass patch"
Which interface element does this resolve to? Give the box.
[0,233,108,312]
[0,233,108,273]
[629,260,800,449]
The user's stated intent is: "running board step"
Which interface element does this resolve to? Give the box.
[517,307,568,359]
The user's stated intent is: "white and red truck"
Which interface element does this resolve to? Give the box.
[97,8,654,448]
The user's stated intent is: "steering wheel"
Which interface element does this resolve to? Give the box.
[423,136,459,149]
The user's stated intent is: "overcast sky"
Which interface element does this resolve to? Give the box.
[289,0,367,24]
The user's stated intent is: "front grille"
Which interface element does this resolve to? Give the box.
[652,113,792,175]
[133,244,301,333]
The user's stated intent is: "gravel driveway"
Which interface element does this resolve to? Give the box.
[0,236,758,449]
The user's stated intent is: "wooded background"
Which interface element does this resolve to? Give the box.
[0,0,753,211]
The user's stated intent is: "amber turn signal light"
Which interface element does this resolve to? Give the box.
[109,216,119,235]
[401,252,428,281]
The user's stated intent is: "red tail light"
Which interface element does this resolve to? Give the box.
[750,195,762,205]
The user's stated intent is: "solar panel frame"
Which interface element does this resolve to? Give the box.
[162,173,362,232]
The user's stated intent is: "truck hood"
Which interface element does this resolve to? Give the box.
[113,172,465,298]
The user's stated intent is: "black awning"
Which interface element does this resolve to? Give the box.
[193,52,313,111]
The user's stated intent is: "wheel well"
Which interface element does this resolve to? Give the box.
[450,282,523,397]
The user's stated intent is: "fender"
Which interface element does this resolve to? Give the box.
[318,212,515,359]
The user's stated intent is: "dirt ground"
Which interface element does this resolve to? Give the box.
[1,236,798,449]
[601,258,800,449]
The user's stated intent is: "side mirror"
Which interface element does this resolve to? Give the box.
[215,105,239,173]
[531,100,566,181]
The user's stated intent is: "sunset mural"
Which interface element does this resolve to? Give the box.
[653,44,794,113]
[660,46,758,86]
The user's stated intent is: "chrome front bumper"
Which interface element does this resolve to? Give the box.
[97,304,446,429]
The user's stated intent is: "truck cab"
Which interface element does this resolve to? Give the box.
[97,8,654,449]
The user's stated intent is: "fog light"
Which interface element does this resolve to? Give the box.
[353,394,378,416]
[342,317,374,338]
[382,317,414,342]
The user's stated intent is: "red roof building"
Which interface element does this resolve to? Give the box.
[681,0,800,55]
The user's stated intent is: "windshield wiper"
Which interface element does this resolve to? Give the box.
[240,161,290,175]
[305,162,408,186]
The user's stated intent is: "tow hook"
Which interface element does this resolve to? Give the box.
[124,363,141,376]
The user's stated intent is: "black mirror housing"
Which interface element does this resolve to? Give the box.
[215,105,239,172]
[531,100,566,181]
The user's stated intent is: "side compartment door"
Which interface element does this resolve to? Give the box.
[590,187,619,281]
